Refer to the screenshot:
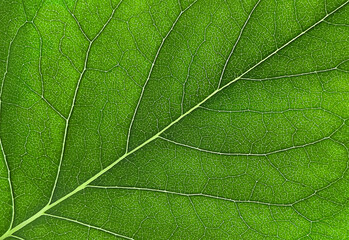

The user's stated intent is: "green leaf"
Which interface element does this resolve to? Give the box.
[1,0,349,239]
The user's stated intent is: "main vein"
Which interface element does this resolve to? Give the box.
[1,0,348,239]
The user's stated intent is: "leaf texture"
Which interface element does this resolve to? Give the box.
[1,0,349,239]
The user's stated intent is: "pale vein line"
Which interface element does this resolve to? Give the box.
[181,19,211,114]
[87,183,345,227]
[217,0,262,89]
[44,213,133,240]
[0,141,13,229]
[198,106,326,114]
[188,196,207,230]
[240,67,338,81]
[48,1,123,204]
[158,136,331,156]
[86,185,292,207]
[22,85,67,120]
[232,8,347,84]
[1,1,43,230]
[0,20,27,233]
[30,13,68,120]
[0,68,66,119]
[64,2,91,42]
[31,21,44,95]
[10,235,25,240]
[59,21,81,73]
[323,19,349,27]
[1,1,347,239]
[48,41,91,204]
[87,184,344,209]
[198,106,346,120]
[125,0,198,152]
[39,96,67,120]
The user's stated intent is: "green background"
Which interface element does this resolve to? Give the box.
[1,0,349,239]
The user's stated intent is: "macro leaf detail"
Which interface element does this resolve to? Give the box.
[1,0,349,239]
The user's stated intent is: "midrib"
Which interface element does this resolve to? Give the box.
[1,1,348,238]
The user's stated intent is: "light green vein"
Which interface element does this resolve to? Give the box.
[44,213,133,240]
[48,0,124,204]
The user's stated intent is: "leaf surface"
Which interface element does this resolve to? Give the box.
[1,0,349,239]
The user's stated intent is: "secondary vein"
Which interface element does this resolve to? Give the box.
[48,0,124,204]
[44,213,133,240]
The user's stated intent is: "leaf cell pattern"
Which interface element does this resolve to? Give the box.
[1,0,349,239]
